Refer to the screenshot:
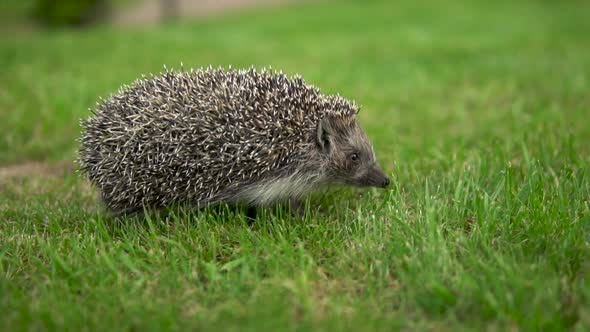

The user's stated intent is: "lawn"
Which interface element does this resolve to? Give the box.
[1,0,590,330]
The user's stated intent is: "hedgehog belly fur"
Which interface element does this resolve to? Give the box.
[234,172,323,207]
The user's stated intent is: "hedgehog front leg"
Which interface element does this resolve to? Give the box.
[245,205,258,222]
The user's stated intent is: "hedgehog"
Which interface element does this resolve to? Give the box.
[78,66,390,217]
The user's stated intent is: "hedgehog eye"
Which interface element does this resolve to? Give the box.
[350,153,360,162]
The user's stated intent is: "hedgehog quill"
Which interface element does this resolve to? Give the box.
[78,67,390,217]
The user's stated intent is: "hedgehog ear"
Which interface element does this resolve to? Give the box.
[316,116,332,154]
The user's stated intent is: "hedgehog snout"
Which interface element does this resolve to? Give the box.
[357,163,390,189]
[374,171,390,189]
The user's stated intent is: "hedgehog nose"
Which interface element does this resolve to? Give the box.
[382,177,390,188]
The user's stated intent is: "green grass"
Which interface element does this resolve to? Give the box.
[1,0,590,330]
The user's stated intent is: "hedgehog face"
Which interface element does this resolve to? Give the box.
[316,115,390,189]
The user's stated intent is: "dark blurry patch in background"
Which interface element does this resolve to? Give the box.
[32,0,110,27]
